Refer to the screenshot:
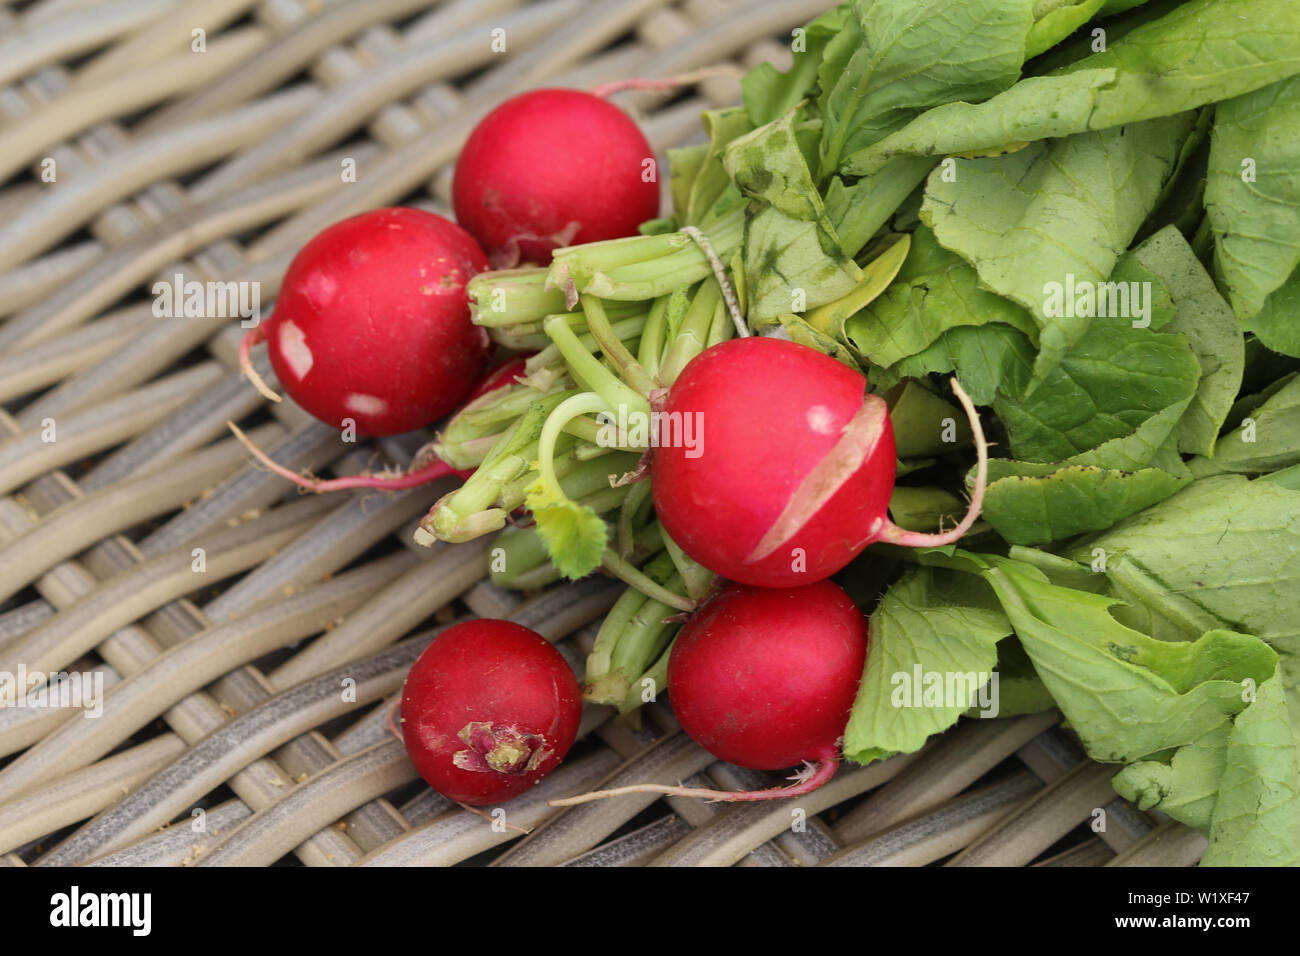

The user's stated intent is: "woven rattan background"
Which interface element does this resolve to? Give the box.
[0,0,1206,867]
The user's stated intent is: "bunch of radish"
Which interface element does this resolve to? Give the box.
[231,82,988,809]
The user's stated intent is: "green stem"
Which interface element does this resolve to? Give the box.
[610,579,680,678]
[499,446,632,512]
[662,528,716,600]
[543,315,651,421]
[617,637,676,714]
[660,278,721,383]
[600,549,696,612]
[533,393,613,502]
[469,268,566,327]
[582,295,657,398]
[704,292,731,348]
[578,483,632,517]
[551,231,688,279]
[487,327,552,351]
[553,211,744,301]
[525,314,648,381]
[637,294,669,383]
[617,478,654,559]
[418,392,571,542]
[584,586,650,698]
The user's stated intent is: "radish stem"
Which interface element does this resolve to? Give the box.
[601,549,696,612]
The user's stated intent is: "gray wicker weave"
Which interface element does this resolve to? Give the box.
[0,0,1203,867]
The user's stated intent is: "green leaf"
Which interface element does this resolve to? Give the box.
[1199,375,1300,473]
[1128,227,1245,456]
[888,485,966,533]
[887,379,972,458]
[742,205,861,327]
[525,479,608,580]
[825,155,936,257]
[842,566,1013,764]
[1114,723,1230,832]
[844,0,1300,176]
[1201,672,1300,865]
[1073,474,1300,729]
[819,0,1036,177]
[724,106,837,237]
[774,313,865,372]
[918,544,1299,863]
[983,635,1055,717]
[1117,664,1300,866]
[741,3,850,126]
[922,115,1196,385]
[872,322,1037,406]
[1248,265,1300,358]
[1134,107,1212,247]
[685,108,753,228]
[1025,0,1107,59]
[990,285,1201,465]
[981,464,1184,545]
[983,562,1276,762]
[844,225,1038,368]
[667,144,707,225]
[1206,75,1300,322]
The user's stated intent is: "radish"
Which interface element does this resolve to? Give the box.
[241,206,491,436]
[651,337,988,588]
[399,619,582,806]
[552,580,867,805]
[452,89,660,268]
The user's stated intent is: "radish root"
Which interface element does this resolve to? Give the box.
[590,65,744,99]
[385,698,403,740]
[237,326,282,403]
[548,751,839,807]
[456,801,532,835]
[227,420,458,493]
[878,376,989,547]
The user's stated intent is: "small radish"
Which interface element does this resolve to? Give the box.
[399,619,582,806]
[452,89,660,268]
[552,580,867,805]
[651,337,988,588]
[242,206,491,436]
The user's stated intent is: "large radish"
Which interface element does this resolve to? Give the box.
[241,206,492,436]
[553,580,868,805]
[452,89,660,268]
[652,337,988,588]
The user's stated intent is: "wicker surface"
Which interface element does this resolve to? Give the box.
[0,0,1205,867]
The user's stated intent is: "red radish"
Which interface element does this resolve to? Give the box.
[452,89,660,268]
[651,337,988,588]
[552,580,867,805]
[243,206,491,436]
[400,619,582,806]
